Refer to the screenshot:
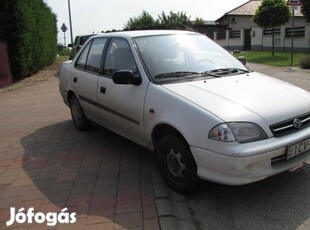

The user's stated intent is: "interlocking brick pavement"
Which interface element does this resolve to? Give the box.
[0,76,162,229]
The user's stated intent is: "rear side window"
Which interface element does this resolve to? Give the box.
[75,38,107,74]
[75,41,91,69]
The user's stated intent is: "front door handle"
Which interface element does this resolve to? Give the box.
[73,77,77,83]
[100,87,106,94]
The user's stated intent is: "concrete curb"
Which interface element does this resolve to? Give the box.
[151,170,198,230]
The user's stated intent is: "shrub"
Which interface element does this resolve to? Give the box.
[300,54,310,69]
[0,0,57,80]
[57,44,70,56]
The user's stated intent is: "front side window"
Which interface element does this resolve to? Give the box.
[104,38,138,77]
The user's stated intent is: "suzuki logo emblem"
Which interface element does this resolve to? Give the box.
[293,118,302,129]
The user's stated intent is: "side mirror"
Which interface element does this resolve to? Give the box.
[113,70,142,86]
[237,56,246,65]
[68,44,73,48]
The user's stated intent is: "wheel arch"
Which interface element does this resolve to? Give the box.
[151,124,189,151]
[67,90,77,105]
[153,123,198,194]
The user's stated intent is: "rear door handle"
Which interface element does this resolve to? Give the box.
[100,87,106,94]
[73,77,77,83]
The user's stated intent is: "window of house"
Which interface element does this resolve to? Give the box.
[231,17,238,24]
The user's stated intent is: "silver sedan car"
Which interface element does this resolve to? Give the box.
[59,30,310,194]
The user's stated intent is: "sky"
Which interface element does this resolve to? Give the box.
[44,0,249,45]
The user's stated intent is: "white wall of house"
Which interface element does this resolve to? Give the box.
[253,24,310,52]
[215,29,245,50]
[214,15,310,52]
[227,16,257,30]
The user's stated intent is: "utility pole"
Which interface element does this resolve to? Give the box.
[68,0,74,45]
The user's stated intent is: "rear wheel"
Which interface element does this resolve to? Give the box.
[157,134,197,194]
[69,95,91,131]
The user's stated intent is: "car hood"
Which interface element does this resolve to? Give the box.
[163,72,310,127]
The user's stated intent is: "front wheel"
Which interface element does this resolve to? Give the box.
[157,134,197,194]
[69,95,92,131]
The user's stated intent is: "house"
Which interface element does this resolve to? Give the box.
[213,0,310,52]
[192,21,227,38]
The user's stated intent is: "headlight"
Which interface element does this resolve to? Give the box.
[209,122,268,143]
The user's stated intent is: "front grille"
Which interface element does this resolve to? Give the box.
[270,112,310,137]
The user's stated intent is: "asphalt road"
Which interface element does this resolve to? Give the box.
[187,63,310,230]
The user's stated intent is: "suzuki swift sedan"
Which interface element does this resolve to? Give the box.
[59,30,310,194]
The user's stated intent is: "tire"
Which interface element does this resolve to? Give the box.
[157,134,197,194]
[69,95,92,131]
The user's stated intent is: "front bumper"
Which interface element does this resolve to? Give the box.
[191,131,310,185]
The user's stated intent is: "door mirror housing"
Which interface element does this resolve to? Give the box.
[113,70,142,86]
[237,56,246,65]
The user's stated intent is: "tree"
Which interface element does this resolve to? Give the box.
[193,17,205,26]
[300,0,310,21]
[252,0,291,56]
[123,10,157,30]
[123,10,192,31]
[158,11,192,29]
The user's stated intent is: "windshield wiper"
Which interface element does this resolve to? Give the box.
[204,68,250,77]
[155,71,201,79]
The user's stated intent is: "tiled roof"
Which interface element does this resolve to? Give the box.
[217,0,304,21]
[228,0,262,16]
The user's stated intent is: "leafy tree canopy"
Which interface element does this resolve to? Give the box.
[123,10,192,30]
[158,11,192,28]
[252,0,291,28]
[124,10,157,30]
[193,17,205,25]
[300,0,310,21]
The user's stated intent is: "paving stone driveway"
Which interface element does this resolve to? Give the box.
[3,62,307,229]
[0,77,163,229]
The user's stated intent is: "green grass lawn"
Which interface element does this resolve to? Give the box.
[234,51,306,67]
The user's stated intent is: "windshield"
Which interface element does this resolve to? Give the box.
[134,34,248,83]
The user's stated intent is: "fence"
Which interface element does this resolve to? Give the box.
[214,24,310,52]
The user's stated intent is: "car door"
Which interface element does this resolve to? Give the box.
[97,37,148,145]
[71,37,107,123]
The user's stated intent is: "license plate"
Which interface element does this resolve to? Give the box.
[287,137,310,160]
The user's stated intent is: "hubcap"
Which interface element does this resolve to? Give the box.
[166,148,187,182]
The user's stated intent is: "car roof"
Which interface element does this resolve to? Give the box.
[92,30,199,39]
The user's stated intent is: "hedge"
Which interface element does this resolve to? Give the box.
[0,0,57,80]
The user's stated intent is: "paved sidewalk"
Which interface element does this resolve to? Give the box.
[0,77,170,230]
[0,75,196,229]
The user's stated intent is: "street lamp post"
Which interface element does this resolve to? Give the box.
[68,0,74,45]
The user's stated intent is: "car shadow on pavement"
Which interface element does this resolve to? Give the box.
[19,120,158,229]
[189,163,310,229]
